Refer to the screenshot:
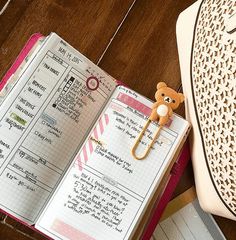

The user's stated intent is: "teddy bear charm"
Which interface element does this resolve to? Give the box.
[131,82,185,160]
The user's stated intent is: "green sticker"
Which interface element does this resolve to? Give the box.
[10,113,27,126]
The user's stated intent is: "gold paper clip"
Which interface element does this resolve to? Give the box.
[131,82,184,160]
[131,119,162,160]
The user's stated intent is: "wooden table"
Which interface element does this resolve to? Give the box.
[0,0,235,239]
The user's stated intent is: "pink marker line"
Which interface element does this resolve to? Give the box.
[75,114,109,171]
[93,126,98,139]
[76,156,83,171]
[105,113,109,125]
[88,139,94,154]
[117,93,173,126]
[51,219,95,240]
[99,118,104,134]
[83,146,88,162]
[117,92,152,117]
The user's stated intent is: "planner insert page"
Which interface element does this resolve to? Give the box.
[0,33,116,224]
[36,86,190,240]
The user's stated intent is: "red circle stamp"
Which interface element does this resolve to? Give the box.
[86,76,99,91]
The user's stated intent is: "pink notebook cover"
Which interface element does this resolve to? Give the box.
[0,33,191,240]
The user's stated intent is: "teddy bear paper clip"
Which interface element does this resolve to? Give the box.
[131,82,184,160]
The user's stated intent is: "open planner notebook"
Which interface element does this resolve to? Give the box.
[0,33,190,240]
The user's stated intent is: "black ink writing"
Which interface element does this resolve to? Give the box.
[64,173,130,233]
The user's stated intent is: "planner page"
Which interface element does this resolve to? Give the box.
[152,188,226,240]
[36,86,190,240]
[152,200,226,240]
[0,33,116,224]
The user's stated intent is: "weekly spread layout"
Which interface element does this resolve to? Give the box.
[0,33,189,240]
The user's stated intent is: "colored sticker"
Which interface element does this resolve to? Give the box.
[86,76,99,91]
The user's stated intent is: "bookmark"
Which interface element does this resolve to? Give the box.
[131,82,184,160]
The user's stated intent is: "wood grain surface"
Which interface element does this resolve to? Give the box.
[0,0,235,239]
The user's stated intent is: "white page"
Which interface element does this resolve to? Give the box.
[0,33,116,224]
[36,86,190,240]
[153,200,226,240]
